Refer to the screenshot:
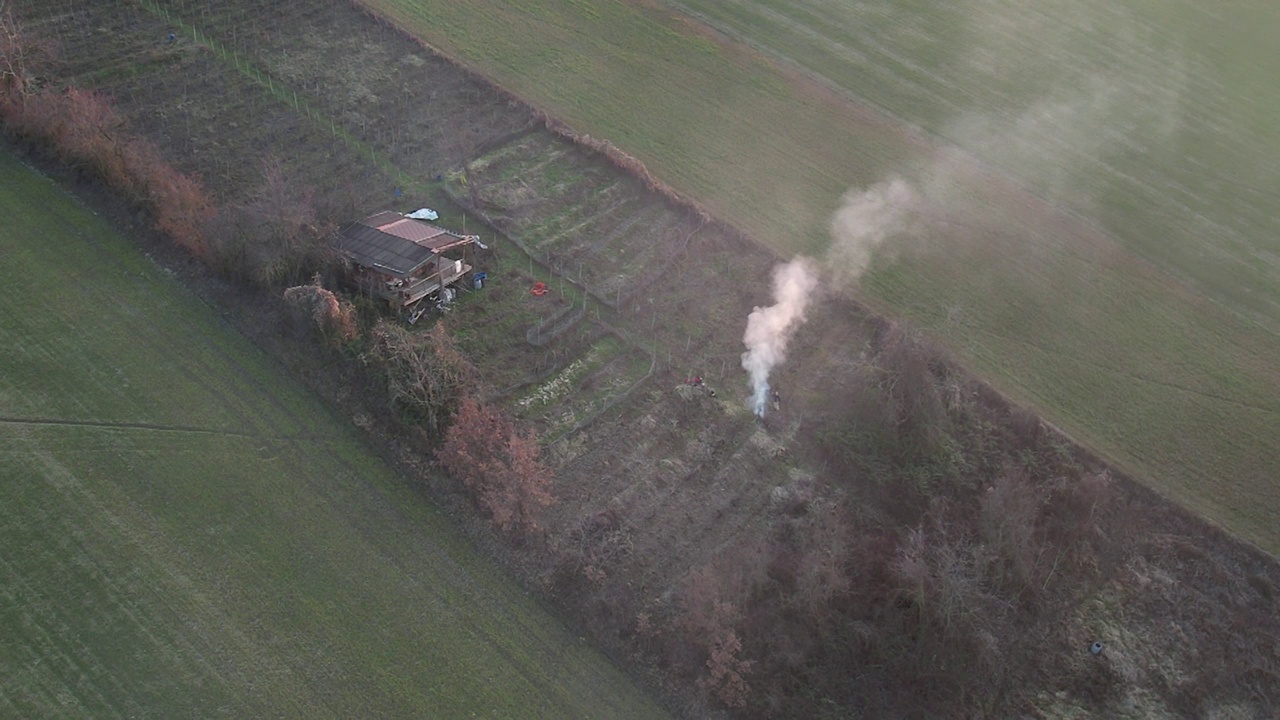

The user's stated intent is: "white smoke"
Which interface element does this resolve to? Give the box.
[819,4,1189,287]
[741,257,820,417]
[826,177,920,287]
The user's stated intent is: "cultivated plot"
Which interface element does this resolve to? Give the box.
[451,132,701,305]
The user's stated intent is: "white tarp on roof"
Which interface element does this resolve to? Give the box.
[407,208,439,221]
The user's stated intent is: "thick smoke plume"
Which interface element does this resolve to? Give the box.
[741,257,819,417]
[827,178,919,287]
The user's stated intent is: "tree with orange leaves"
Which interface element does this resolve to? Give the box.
[437,397,554,536]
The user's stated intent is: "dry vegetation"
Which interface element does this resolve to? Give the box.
[5,1,1279,717]
[0,82,215,256]
[212,156,340,286]
[438,397,555,537]
[282,277,358,346]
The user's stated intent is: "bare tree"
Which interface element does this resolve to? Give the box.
[365,320,475,433]
[0,0,39,100]
[239,155,336,285]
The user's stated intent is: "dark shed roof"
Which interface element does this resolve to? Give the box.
[339,212,475,277]
[339,223,435,277]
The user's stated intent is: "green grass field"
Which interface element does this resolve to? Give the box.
[665,0,1280,330]
[359,0,1280,554]
[0,150,667,718]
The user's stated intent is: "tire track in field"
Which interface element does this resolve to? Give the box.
[7,433,311,717]
[77,230,316,439]
[0,415,338,442]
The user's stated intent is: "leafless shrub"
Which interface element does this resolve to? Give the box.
[785,501,854,627]
[873,322,949,447]
[1040,470,1110,548]
[365,320,475,433]
[1,78,52,135]
[821,322,958,495]
[894,525,1002,639]
[700,623,752,709]
[979,465,1049,600]
[1058,469,1111,532]
[634,610,657,641]
[5,83,216,256]
[562,508,633,585]
[134,141,215,256]
[1038,469,1112,583]
[51,88,128,176]
[1009,405,1045,447]
[0,0,53,111]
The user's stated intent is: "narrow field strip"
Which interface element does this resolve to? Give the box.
[0,415,342,440]
[955,327,1280,419]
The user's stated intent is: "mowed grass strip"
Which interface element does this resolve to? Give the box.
[0,150,668,719]
[360,0,1280,554]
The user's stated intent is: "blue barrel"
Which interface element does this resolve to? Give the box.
[473,271,488,290]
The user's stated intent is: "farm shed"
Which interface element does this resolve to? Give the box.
[339,211,476,309]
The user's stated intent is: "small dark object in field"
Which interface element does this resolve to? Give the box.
[166,32,176,43]
[1089,641,1104,656]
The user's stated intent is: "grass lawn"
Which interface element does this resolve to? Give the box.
[0,149,668,718]
[358,0,1280,554]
